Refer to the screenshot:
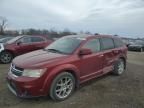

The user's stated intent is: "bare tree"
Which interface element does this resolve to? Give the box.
[0,16,8,35]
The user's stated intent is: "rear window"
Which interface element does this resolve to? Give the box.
[101,38,115,50]
[114,38,125,48]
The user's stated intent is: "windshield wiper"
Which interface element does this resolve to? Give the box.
[44,48,64,54]
[43,48,69,54]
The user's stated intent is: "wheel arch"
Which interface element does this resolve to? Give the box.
[42,64,80,95]
[61,69,80,88]
[1,49,15,57]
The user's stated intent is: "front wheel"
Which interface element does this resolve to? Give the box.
[0,51,13,64]
[50,72,75,101]
[113,59,125,75]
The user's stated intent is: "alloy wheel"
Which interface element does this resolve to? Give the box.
[118,60,124,75]
[55,77,73,99]
[0,52,12,63]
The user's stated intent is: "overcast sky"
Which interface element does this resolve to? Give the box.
[0,0,144,38]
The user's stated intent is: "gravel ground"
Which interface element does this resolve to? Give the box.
[0,51,144,108]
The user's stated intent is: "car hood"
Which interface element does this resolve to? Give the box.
[13,50,69,68]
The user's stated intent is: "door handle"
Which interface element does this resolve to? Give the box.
[113,50,119,53]
[99,54,104,57]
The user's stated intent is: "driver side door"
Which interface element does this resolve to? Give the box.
[15,36,33,55]
[78,38,104,82]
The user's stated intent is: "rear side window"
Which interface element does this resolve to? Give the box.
[101,38,114,50]
[82,38,101,52]
[114,38,124,48]
[31,37,45,42]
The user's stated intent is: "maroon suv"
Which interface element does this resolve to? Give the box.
[7,34,127,101]
[0,35,52,63]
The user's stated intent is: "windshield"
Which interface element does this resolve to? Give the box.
[45,37,83,54]
[6,36,23,44]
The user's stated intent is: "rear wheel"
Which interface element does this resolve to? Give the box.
[113,59,125,75]
[50,72,75,101]
[0,51,13,64]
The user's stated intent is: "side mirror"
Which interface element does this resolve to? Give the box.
[16,41,22,45]
[79,48,92,55]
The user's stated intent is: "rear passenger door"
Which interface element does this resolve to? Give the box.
[113,38,127,61]
[100,38,115,74]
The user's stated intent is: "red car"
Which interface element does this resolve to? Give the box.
[0,35,52,63]
[7,34,127,101]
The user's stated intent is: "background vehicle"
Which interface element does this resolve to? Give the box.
[0,35,7,39]
[7,35,127,101]
[0,37,13,43]
[128,41,144,52]
[0,35,52,63]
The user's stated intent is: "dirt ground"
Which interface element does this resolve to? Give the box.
[0,51,144,108]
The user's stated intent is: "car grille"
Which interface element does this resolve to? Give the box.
[11,63,24,76]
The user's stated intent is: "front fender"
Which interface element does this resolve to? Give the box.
[42,64,80,95]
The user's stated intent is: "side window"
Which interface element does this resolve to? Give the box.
[19,37,32,44]
[82,38,101,52]
[31,37,45,43]
[114,38,124,48]
[101,38,114,50]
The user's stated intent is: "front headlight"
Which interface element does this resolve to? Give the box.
[0,44,4,52]
[22,69,46,78]
[0,44,2,49]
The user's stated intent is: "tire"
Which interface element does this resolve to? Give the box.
[0,51,13,64]
[50,72,75,101]
[113,59,125,75]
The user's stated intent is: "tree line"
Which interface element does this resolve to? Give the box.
[0,16,101,39]
[2,28,84,39]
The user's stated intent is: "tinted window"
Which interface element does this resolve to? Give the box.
[31,37,44,42]
[101,38,114,50]
[83,38,101,52]
[114,38,124,48]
